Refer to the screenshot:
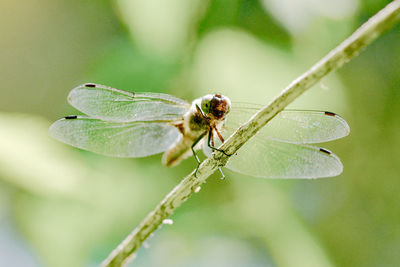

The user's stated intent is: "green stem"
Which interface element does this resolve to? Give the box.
[101,1,400,266]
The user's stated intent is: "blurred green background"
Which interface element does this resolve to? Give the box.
[1,0,399,266]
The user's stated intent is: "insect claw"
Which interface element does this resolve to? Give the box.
[209,146,233,157]
[207,129,232,157]
[194,162,201,178]
[219,148,232,157]
[218,167,225,180]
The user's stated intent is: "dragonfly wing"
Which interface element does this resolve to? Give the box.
[204,104,346,178]
[49,116,180,157]
[226,136,343,178]
[227,105,349,144]
[68,83,190,122]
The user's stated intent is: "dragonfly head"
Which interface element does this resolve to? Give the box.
[201,94,231,120]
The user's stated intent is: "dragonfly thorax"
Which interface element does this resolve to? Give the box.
[179,94,231,141]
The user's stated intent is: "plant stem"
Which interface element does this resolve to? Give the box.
[101,1,400,266]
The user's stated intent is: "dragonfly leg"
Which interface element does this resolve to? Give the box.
[191,145,201,178]
[196,104,230,156]
[192,134,205,178]
[207,129,232,157]
[218,167,226,180]
[195,104,207,118]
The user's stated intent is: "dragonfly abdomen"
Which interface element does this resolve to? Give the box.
[162,136,198,167]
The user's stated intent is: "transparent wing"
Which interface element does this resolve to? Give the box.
[49,116,180,157]
[225,136,343,178]
[203,103,347,178]
[227,103,350,144]
[202,129,342,178]
[68,83,190,122]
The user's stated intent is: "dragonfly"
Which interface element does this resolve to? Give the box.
[49,83,350,179]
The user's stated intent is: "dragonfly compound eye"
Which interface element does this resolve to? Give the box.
[210,95,230,119]
[201,95,213,113]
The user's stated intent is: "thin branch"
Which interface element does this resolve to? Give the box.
[101,1,400,266]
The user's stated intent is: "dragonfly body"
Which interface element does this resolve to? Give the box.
[163,94,231,167]
[50,83,349,179]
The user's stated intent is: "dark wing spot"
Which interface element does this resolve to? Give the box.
[319,148,331,154]
[84,83,96,88]
[65,115,78,120]
[324,111,336,116]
